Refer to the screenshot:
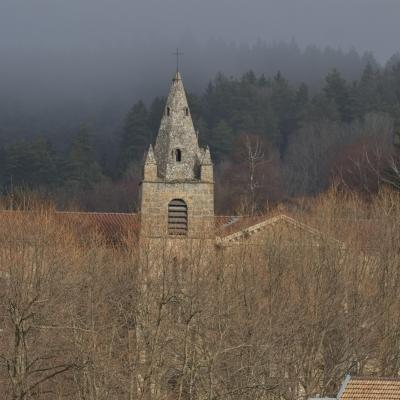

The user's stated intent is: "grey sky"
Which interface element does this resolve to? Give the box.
[1,0,399,132]
[1,0,399,61]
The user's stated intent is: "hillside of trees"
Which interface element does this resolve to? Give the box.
[0,52,400,213]
[0,39,379,143]
[1,43,400,400]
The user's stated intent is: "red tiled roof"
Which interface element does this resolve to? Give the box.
[339,376,400,400]
[0,210,311,242]
[56,211,140,242]
[0,210,383,250]
[0,210,140,243]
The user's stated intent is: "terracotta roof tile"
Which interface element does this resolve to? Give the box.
[56,211,140,242]
[340,376,400,400]
[0,210,140,243]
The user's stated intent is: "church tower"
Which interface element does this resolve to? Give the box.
[139,72,214,252]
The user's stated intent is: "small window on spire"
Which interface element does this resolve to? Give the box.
[167,107,170,116]
[175,149,182,162]
[185,107,189,116]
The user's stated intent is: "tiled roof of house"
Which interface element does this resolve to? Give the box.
[338,376,400,400]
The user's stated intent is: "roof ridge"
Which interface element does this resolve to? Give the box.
[0,210,138,216]
[55,211,137,216]
[350,376,400,381]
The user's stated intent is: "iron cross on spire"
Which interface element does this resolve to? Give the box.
[173,48,184,73]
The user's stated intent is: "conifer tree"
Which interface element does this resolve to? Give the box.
[119,101,152,173]
[324,69,354,122]
[67,124,102,189]
[4,136,60,189]
[210,120,233,162]
[356,63,382,115]
[271,71,297,152]
[148,97,166,136]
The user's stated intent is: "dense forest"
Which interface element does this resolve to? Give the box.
[0,46,400,213]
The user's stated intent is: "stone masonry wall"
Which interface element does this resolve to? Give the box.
[140,180,214,239]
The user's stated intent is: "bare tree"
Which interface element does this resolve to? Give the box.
[0,211,76,399]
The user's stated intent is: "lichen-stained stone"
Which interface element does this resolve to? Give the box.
[143,144,157,180]
[139,71,215,261]
[154,71,201,181]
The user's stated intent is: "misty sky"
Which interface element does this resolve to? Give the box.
[1,0,400,132]
[1,0,399,61]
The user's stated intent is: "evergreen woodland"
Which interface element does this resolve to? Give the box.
[1,60,400,212]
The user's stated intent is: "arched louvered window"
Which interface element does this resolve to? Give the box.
[185,107,189,116]
[167,107,170,116]
[168,199,188,236]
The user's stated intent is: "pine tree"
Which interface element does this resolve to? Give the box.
[67,125,102,189]
[30,136,61,187]
[0,146,6,189]
[119,101,152,173]
[210,120,234,162]
[195,117,211,148]
[4,136,60,189]
[271,71,297,153]
[294,82,310,125]
[148,97,166,136]
[324,69,354,122]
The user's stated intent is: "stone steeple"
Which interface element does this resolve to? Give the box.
[139,70,214,247]
[154,72,201,181]
[145,144,156,165]
[143,144,157,180]
[202,146,212,165]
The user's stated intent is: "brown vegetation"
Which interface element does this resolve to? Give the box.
[0,188,400,399]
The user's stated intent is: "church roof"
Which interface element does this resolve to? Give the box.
[0,210,140,243]
[56,211,140,242]
[0,210,307,244]
[4,205,384,251]
[215,214,329,245]
[0,210,329,244]
[173,71,182,81]
[153,71,202,180]
[0,209,383,252]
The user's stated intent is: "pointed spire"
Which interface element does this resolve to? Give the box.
[154,72,200,180]
[173,71,182,81]
[145,144,156,165]
[202,146,212,165]
[165,71,190,113]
